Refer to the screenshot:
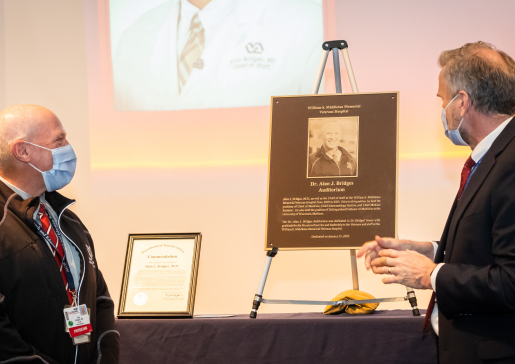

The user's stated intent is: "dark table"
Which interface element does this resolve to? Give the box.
[116,310,437,364]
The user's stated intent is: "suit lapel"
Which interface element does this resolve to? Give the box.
[435,197,457,263]
[444,152,496,260]
[444,118,515,261]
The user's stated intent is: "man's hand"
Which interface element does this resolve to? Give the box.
[357,236,435,270]
[356,236,413,270]
[369,249,437,289]
[356,236,437,289]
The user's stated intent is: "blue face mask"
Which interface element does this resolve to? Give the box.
[441,94,468,146]
[25,142,77,192]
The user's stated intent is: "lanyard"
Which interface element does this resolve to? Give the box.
[34,207,76,292]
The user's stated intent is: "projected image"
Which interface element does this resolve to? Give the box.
[307,117,359,178]
[111,0,323,111]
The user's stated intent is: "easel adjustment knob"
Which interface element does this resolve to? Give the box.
[322,40,348,51]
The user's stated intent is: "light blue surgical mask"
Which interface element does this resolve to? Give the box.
[441,94,468,146]
[25,142,77,192]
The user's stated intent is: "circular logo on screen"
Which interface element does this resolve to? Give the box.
[133,292,148,306]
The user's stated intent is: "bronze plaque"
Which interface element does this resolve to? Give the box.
[265,93,398,249]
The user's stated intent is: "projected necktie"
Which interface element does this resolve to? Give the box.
[178,13,205,93]
[423,156,476,330]
[38,203,75,304]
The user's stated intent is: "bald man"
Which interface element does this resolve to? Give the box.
[308,121,357,177]
[0,105,119,363]
[358,42,515,363]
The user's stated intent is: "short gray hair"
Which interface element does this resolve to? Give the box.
[438,41,515,116]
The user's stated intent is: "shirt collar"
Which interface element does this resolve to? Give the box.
[471,115,514,163]
[0,176,32,200]
[180,0,238,35]
[179,0,199,33]
[199,0,238,34]
[325,149,342,160]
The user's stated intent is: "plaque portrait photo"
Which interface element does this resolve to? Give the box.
[307,117,359,178]
[118,233,201,317]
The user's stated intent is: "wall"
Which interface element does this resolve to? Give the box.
[2,0,515,317]
[0,1,5,108]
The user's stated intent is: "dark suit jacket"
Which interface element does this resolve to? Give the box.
[435,117,515,364]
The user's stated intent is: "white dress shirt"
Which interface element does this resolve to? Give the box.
[430,115,514,335]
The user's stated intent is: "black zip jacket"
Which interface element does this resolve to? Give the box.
[308,146,357,177]
[0,181,119,364]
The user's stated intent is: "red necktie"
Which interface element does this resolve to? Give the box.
[38,203,75,304]
[457,156,476,200]
[423,156,476,330]
[423,293,435,330]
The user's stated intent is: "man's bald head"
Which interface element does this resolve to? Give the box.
[475,48,511,69]
[438,42,515,116]
[439,42,515,71]
[0,105,62,171]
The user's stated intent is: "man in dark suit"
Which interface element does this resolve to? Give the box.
[357,41,515,363]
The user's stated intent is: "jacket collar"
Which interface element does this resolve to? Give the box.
[0,180,75,228]
[44,190,76,216]
[444,117,515,259]
[317,145,346,160]
[0,180,39,228]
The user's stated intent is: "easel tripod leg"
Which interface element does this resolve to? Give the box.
[406,287,420,316]
[250,247,278,318]
[312,50,330,95]
[332,48,342,93]
[340,48,359,93]
[350,249,359,291]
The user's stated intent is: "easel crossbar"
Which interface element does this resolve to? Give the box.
[261,297,407,306]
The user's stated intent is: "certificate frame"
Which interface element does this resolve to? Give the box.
[118,233,202,318]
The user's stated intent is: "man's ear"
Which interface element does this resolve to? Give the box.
[458,91,472,116]
[11,140,31,163]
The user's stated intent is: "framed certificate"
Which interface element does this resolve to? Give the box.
[118,233,202,317]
